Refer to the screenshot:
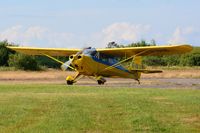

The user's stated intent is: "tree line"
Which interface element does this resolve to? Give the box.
[0,40,199,71]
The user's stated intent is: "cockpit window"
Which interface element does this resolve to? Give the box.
[82,47,97,56]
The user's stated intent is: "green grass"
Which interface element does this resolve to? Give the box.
[0,84,199,133]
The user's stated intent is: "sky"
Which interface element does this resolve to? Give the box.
[0,0,200,48]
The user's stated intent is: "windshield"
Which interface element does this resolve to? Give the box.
[82,47,97,56]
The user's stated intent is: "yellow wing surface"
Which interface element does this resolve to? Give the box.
[7,46,80,56]
[7,44,192,57]
[97,44,192,57]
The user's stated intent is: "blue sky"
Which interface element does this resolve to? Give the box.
[0,0,199,48]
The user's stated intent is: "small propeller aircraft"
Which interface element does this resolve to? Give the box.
[7,44,192,85]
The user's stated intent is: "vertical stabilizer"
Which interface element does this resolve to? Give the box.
[130,56,143,79]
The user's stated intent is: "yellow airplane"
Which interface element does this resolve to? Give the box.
[7,45,192,85]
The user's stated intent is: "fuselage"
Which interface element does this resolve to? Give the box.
[69,48,139,80]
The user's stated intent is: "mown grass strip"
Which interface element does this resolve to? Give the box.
[0,84,199,133]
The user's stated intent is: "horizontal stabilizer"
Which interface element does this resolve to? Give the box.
[130,69,163,74]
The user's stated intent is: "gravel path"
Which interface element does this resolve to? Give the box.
[0,70,199,89]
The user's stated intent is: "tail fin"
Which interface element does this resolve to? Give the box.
[130,56,143,79]
[131,56,145,69]
[129,56,162,80]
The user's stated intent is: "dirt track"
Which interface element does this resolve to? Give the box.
[0,69,200,89]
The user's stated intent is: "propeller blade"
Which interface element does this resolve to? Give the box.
[61,48,85,71]
[61,60,75,71]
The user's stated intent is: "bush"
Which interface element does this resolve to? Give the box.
[0,45,9,66]
[0,40,16,66]
[8,53,40,70]
[0,41,14,66]
[180,53,200,66]
[35,56,66,69]
[143,56,167,66]
[163,55,180,66]
[143,47,200,67]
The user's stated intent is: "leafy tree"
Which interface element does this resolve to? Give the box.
[150,39,156,46]
[127,39,155,47]
[106,40,157,48]
[106,42,120,48]
[0,40,15,66]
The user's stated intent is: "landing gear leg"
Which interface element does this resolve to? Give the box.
[136,79,140,84]
[66,73,81,85]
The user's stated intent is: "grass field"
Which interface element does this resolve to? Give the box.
[0,84,199,133]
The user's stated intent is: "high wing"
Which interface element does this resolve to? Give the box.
[7,44,192,57]
[7,46,80,56]
[96,44,192,57]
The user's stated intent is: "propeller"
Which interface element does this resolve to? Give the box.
[61,60,74,71]
[60,47,90,71]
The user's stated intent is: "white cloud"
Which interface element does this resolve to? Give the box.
[2,24,198,48]
[168,27,195,44]
[0,25,76,48]
[0,23,152,48]
[92,22,151,47]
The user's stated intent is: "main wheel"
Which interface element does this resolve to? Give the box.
[97,80,105,85]
[66,80,74,85]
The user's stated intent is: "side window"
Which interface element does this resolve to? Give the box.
[99,53,107,62]
[108,58,114,64]
[95,52,100,59]
[99,53,116,64]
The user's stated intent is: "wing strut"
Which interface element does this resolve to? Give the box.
[101,49,150,72]
[42,53,75,70]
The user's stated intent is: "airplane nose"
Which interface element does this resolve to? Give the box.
[71,54,84,71]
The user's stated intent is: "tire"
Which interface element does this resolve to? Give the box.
[97,80,104,85]
[67,80,74,85]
